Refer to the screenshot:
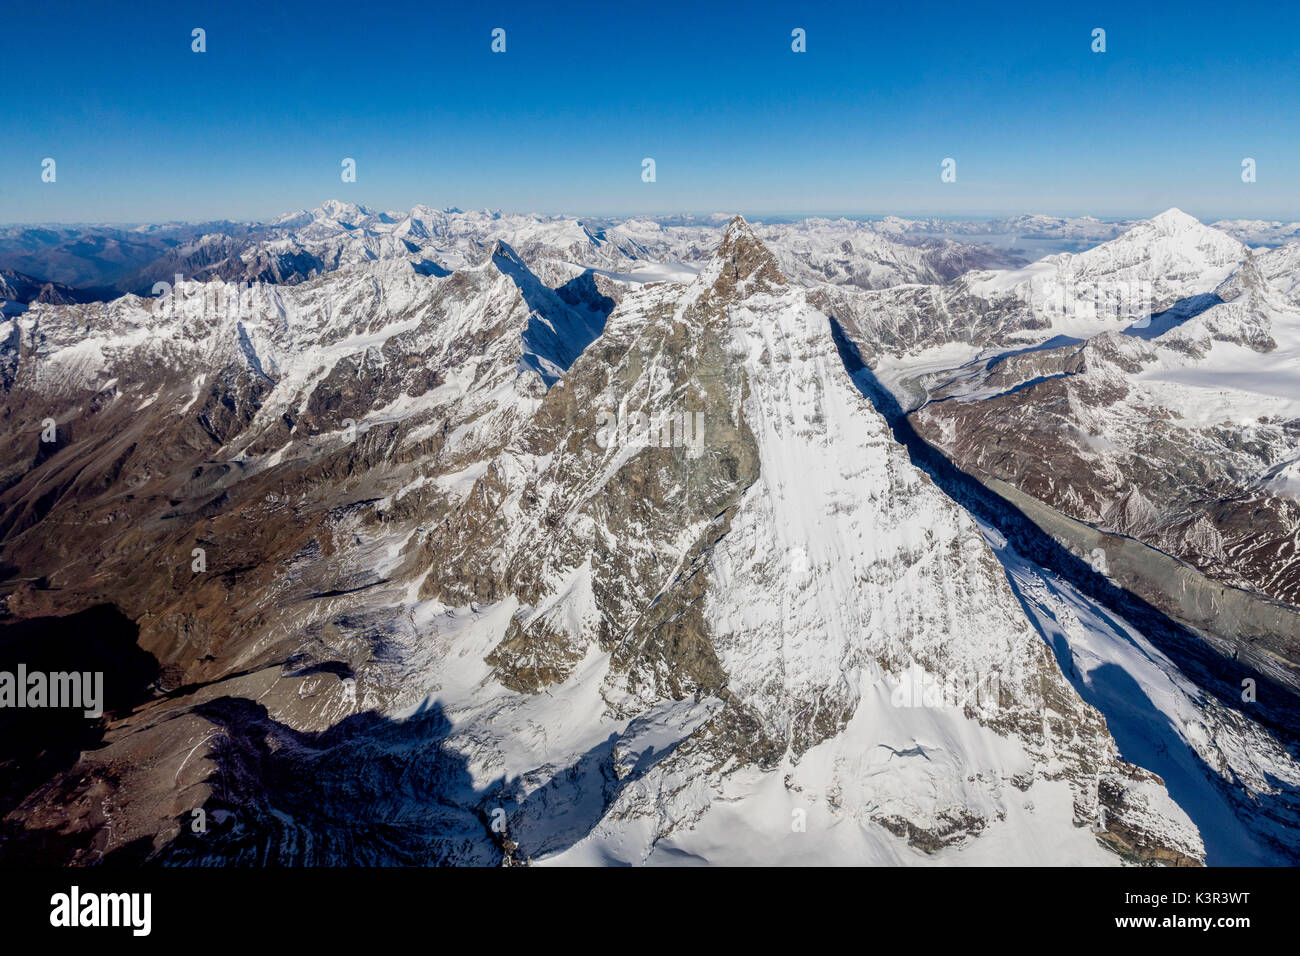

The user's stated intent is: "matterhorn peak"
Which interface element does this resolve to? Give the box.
[708,215,786,292]
[722,213,753,236]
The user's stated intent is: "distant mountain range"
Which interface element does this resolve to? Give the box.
[4,202,1299,307]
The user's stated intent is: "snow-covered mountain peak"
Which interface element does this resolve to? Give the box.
[1083,207,1245,264]
[485,238,530,271]
[268,208,311,227]
[946,206,1249,343]
[1148,207,1201,232]
[721,213,752,236]
[702,215,787,293]
[477,239,552,297]
[314,199,370,223]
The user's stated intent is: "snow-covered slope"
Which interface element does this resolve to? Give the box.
[535,222,1199,864]
[982,519,1300,866]
[811,213,1300,703]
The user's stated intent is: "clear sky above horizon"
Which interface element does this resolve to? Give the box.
[5,0,1300,224]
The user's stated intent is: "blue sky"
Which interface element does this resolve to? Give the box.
[5,0,1300,223]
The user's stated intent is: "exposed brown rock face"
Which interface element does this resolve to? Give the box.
[0,221,1209,867]
[0,248,618,860]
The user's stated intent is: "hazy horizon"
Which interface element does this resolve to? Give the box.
[1,202,1291,229]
